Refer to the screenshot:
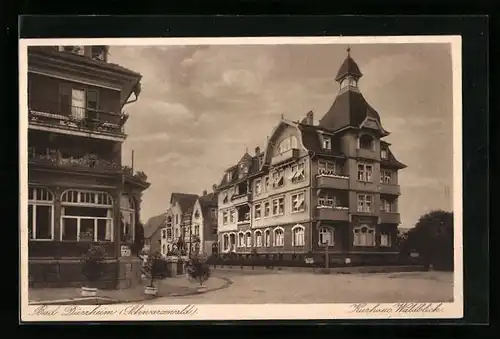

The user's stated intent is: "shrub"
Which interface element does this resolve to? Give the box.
[143,252,168,287]
[81,244,107,287]
[185,254,211,286]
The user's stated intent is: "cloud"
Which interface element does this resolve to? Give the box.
[128,132,171,143]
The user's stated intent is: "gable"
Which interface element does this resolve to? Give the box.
[262,120,306,168]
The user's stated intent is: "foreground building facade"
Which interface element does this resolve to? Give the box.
[216,50,406,265]
[27,45,149,288]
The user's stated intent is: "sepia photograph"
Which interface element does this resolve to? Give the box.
[20,36,462,321]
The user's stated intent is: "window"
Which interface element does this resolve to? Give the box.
[28,187,54,240]
[319,227,334,246]
[60,190,113,242]
[359,134,374,150]
[292,225,305,246]
[162,244,166,255]
[273,228,284,247]
[194,225,200,236]
[380,199,392,212]
[255,179,262,196]
[194,209,200,219]
[291,192,306,212]
[357,194,373,213]
[226,172,232,182]
[222,193,228,204]
[272,169,285,188]
[380,170,392,184]
[290,162,306,183]
[357,163,373,182]
[86,89,99,112]
[272,197,285,216]
[238,232,245,247]
[322,136,331,150]
[246,232,252,247]
[230,210,236,223]
[381,148,388,159]
[162,229,166,239]
[71,88,86,120]
[223,234,230,251]
[278,136,298,154]
[120,194,135,242]
[166,228,172,239]
[255,230,263,247]
[210,208,217,219]
[264,201,271,217]
[175,214,178,225]
[174,228,179,239]
[264,229,271,247]
[229,233,236,251]
[318,194,336,208]
[166,216,172,227]
[318,160,337,176]
[264,177,270,191]
[353,225,376,246]
[380,232,392,247]
[254,204,262,219]
[222,211,229,225]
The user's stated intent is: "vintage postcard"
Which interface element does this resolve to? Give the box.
[19,35,463,322]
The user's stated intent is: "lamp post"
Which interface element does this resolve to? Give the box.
[322,239,329,271]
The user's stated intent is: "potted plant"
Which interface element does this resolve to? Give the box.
[143,252,167,296]
[81,244,107,297]
[185,254,211,293]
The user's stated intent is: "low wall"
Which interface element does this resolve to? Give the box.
[211,265,427,274]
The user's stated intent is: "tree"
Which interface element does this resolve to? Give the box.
[400,210,454,270]
[132,221,145,255]
[185,254,211,287]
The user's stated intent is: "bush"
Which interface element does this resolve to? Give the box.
[186,254,211,286]
[81,244,107,287]
[143,252,168,287]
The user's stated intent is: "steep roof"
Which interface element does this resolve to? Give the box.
[217,152,261,190]
[381,147,407,169]
[198,192,218,221]
[170,193,199,214]
[335,53,363,81]
[319,90,382,132]
[144,213,166,239]
[298,123,345,158]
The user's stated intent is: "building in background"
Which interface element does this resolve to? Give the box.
[27,45,149,289]
[143,213,166,254]
[216,49,406,265]
[167,193,198,254]
[191,187,219,256]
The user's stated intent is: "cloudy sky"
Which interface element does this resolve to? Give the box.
[108,42,454,228]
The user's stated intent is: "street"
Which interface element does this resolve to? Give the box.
[140,270,454,305]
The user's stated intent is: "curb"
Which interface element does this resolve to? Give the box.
[29,276,233,305]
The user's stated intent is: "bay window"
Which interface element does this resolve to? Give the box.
[28,187,54,241]
[60,190,113,242]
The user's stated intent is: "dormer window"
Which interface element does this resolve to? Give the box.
[226,171,232,182]
[381,148,388,159]
[278,136,298,154]
[59,45,85,55]
[322,136,331,150]
[359,134,374,150]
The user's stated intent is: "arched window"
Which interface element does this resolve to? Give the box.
[238,232,246,247]
[28,187,54,240]
[120,194,136,243]
[245,231,252,247]
[319,226,334,246]
[264,229,271,247]
[359,134,374,150]
[254,230,263,247]
[292,224,305,246]
[60,189,113,242]
[223,234,230,251]
[273,227,284,247]
[353,225,376,247]
[229,233,236,251]
[278,135,299,154]
[162,244,166,255]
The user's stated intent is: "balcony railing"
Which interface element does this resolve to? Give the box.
[316,172,349,190]
[380,211,401,224]
[271,148,300,166]
[28,103,127,137]
[356,148,379,160]
[380,184,401,195]
[316,206,350,221]
[28,148,148,182]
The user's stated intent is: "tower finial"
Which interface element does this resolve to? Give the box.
[347,45,351,55]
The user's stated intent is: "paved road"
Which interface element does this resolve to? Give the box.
[139,271,454,305]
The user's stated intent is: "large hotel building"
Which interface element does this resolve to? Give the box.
[216,50,406,265]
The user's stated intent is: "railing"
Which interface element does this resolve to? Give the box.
[28,149,148,182]
[380,184,401,195]
[316,173,349,190]
[28,102,127,136]
[271,148,300,166]
[316,206,350,221]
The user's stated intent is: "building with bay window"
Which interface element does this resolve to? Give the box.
[27,45,149,288]
[216,48,406,265]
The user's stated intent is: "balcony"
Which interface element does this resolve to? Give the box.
[28,104,127,141]
[316,206,350,221]
[380,211,401,224]
[28,149,148,184]
[316,173,349,190]
[356,148,379,161]
[271,148,300,166]
[380,184,401,195]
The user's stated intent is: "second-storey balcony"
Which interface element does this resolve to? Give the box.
[316,171,349,190]
[380,211,401,224]
[380,184,401,195]
[271,148,300,166]
[316,206,350,221]
[28,101,127,141]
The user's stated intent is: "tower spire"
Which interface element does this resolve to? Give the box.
[346,45,351,55]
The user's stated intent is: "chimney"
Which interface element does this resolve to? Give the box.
[255,146,260,156]
[306,111,314,125]
[212,184,217,192]
[202,190,207,196]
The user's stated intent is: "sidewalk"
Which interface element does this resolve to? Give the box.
[29,275,231,305]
